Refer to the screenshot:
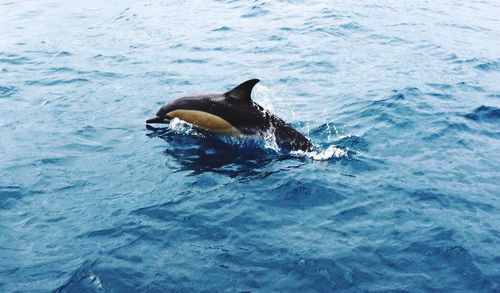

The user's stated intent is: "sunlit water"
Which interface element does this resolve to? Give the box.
[1,0,499,291]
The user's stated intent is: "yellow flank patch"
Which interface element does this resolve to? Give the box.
[167,109,240,135]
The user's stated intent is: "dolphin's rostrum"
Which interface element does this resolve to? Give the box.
[146,79,312,151]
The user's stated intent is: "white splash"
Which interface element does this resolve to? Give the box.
[168,117,201,136]
[253,83,282,114]
[325,122,338,143]
[87,273,103,289]
[292,145,348,161]
[262,126,280,152]
[252,84,283,151]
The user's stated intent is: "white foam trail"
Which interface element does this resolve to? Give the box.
[292,145,348,161]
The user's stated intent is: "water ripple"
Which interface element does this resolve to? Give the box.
[0,85,17,98]
[465,105,500,123]
[0,185,24,209]
[475,60,500,71]
[0,53,31,65]
[25,78,90,86]
[1,1,499,292]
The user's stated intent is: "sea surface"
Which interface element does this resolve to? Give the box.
[1,0,499,292]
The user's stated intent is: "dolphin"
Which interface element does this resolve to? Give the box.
[146,79,312,151]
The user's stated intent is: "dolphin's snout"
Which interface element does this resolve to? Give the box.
[146,116,170,124]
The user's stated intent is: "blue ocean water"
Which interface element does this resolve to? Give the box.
[1,0,499,291]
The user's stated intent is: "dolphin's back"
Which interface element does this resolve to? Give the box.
[157,94,266,132]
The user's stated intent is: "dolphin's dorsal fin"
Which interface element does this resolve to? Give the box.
[224,79,260,101]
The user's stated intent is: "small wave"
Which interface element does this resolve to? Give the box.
[53,51,71,57]
[37,156,74,165]
[334,135,369,151]
[241,5,269,18]
[368,34,407,45]
[46,67,125,79]
[25,50,72,57]
[190,46,219,52]
[55,261,103,293]
[0,85,17,98]
[212,26,231,32]
[63,141,112,153]
[474,60,500,71]
[144,71,180,78]
[0,185,23,209]
[456,82,484,92]
[171,58,209,64]
[269,35,284,41]
[311,27,345,37]
[464,105,500,123]
[451,57,479,65]
[340,22,365,31]
[0,55,30,65]
[310,122,339,142]
[48,67,79,73]
[436,22,488,32]
[91,70,125,79]
[25,78,90,86]
[427,83,454,90]
[401,241,497,291]
[427,92,454,100]
[261,178,346,208]
[318,8,348,19]
[92,54,128,62]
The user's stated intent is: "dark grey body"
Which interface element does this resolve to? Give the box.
[147,79,312,151]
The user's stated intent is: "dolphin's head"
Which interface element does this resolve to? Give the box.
[146,102,174,124]
[146,94,220,124]
[146,96,193,124]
